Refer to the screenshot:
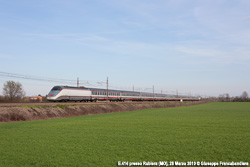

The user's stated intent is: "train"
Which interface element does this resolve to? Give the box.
[46,86,200,102]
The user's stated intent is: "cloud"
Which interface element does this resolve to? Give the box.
[121,21,146,28]
[0,54,12,59]
[25,33,107,42]
[174,44,250,67]
[243,16,250,20]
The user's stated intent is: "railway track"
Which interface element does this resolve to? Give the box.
[0,101,163,107]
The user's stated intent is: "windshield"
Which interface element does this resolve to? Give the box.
[48,86,62,97]
[52,86,62,91]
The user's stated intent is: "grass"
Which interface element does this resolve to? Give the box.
[0,102,250,166]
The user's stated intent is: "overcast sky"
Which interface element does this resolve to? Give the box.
[0,0,250,97]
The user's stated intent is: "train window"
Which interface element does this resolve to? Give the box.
[52,86,62,91]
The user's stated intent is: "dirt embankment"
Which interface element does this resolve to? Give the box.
[0,101,205,123]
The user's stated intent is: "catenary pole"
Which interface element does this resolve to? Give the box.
[106,77,109,99]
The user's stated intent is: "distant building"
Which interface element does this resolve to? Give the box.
[29,95,43,102]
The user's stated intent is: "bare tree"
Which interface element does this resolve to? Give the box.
[218,93,230,102]
[2,81,25,102]
[241,91,249,99]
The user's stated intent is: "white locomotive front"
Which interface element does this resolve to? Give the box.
[47,86,92,102]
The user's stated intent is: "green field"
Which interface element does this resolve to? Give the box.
[0,102,250,166]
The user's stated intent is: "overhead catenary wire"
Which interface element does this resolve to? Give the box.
[0,71,75,84]
[0,71,105,86]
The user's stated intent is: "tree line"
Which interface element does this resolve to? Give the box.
[218,91,250,102]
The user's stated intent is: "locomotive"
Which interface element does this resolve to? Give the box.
[47,86,197,102]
